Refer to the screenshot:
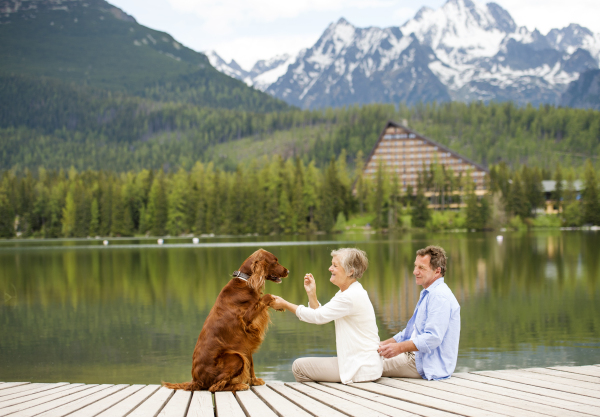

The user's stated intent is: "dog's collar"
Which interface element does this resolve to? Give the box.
[233,271,250,281]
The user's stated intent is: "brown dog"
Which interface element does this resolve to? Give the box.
[163,249,288,392]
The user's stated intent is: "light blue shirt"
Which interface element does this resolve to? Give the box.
[393,278,460,380]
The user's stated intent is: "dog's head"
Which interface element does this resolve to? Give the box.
[239,249,289,289]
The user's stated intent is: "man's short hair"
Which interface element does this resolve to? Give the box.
[416,246,447,276]
[331,248,369,279]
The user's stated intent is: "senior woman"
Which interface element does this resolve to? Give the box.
[271,248,382,384]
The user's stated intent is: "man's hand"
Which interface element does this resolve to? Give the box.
[378,341,404,359]
[378,340,418,358]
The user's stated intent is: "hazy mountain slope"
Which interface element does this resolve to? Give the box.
[0,0,288,111]
[560,69,600,110]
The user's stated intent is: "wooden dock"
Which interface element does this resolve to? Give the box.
[1,365,599,416]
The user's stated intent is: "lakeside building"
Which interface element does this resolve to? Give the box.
[361,121,488,208]
[542,180,584,214]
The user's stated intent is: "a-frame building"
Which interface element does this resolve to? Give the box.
[362,121,488,197]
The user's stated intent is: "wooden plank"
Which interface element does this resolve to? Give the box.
[0,384,94,417]
[36,384,131,417]
[186,391,214,417]
[550,366,600,378]
[0,384,70,403]
[378,377,540,417]
[253,385,314,417]
[0,384,60,402]
[320,382,457,417]
[156,389,191,417]
[235,390,278,417]
[0,383,30,392]
[128,387,174,417]
[0,384,105,417]
[508,369,600,390]
[403,377,587,417]
[0,383,48,398]
[454,373,600,411]
[365,379,506,417]
[474,370,600,400]
[523,368,600,384]
[287,382,388,417]
[95,385,161,417]
[213,392,245,417]
[445,375,600,416]
[0,384,76,409]
[64,384,142,417]
[306,382,418,417]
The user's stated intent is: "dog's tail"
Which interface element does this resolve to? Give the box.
[161,380,202,391]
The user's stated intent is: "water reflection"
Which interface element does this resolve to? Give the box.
[0,231,598,384]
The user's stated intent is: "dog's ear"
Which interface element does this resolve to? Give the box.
[249,258,267,290]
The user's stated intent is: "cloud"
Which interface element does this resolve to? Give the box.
[210,33,321,69]
[488,0,600,33]
[166,0,395,35]
[392,6,417,24]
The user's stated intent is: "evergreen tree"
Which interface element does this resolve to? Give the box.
[508,172,530,219]
[582,160,600,225]
[167,169,190,236]
[372,163,386,229]
[315,159,338,232]
[99,179,112,236]
[148,174,168,236]
[411,189,430,228]
[553,164,563,212]
[61,189,77,237]
[110,184,125,236]
[89,198,100,236]
[0,185,14,238]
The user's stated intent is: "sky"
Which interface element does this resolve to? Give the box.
[109,0,600,70]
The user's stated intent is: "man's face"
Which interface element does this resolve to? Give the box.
[413,255,441,289]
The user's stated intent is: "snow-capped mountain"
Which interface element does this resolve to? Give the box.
[400,0,598,104]
[209,0,600,108]
[265,19,450,108]
[206,51,294,91]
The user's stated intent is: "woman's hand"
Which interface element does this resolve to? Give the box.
[270,295,287,311]
[271,295,299,314]
[304,273,320,309]
[304,273,316,296]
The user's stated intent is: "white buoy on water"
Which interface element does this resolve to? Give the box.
[103,240,109,246]
[192,237,199,244]
[157,238,164,245]
[496,235,503,243]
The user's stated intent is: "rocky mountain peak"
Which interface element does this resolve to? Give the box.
[209,0,600,109]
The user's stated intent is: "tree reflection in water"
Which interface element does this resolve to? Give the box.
[0,231,598,383]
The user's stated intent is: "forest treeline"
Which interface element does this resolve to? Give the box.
[1,75,599,173]
[1,154,599,239]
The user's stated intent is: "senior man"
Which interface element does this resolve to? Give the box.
[378,245,460,380]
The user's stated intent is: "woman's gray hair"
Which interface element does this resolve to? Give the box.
[331,248,369,279]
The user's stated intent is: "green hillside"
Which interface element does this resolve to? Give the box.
[1,74,598,173]
[0,0,287,112]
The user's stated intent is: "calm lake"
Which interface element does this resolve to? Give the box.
[1,231,599,384]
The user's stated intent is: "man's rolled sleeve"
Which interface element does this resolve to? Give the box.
[411,295,451,354]
[393,329,407,343]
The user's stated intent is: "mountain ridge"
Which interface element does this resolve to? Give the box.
[0,0,288,112]
[211,0,600,109]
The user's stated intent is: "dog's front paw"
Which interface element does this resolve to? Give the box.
[251,377,265,386]
[261,294,275,306]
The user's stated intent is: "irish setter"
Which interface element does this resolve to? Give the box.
[163,249,288,392]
